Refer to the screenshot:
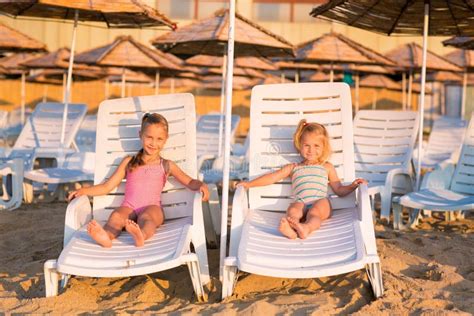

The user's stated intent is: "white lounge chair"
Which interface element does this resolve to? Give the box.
[353,110,419,221]
[392,113,474,229]
[43,94,209,301]
[74,114,97,152]
[222,83,383,299]
[415,116,467,170]
[0,102,87,207]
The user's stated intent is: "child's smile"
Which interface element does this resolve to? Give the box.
[140,124,168,157]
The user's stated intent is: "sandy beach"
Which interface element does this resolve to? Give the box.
[0,201,473,314]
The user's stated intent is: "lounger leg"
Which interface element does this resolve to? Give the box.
[379,190,392,223]
[60,274,70,289]
[392,198,403,230]
[207,183,221,236]
[183,254,206,302]
[23,180,34,204]
[222,264,238,299]
[409,209,422,228]
[366,262,384,298]
[44,259,60,297]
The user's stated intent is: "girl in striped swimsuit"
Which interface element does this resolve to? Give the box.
[238,120,366,239]
[68,113,209,248]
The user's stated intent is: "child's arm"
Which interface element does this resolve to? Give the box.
[237,163,295,189]
[326,162,367,197]
[68,157,131,201]
[168,161,209,201]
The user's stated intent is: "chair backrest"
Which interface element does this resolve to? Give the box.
[0,110,8,129]
[13,102,87,150]
[353,110,419,188]
[196,114,240,157]
[450,113,474,195]
[425,116,467,160]
[248,83,356,212]
[75,114,97,152]
[93,94,198,222]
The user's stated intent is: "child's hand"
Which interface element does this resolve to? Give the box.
[68,189,86,202]
[351,178,367,189]
[236,181,250,190]
[199,183,209,202]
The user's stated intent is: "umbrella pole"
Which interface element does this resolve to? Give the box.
[20,71,26,126]
[461,70,467,118]
[170,76,175,94]
[281,72,285,83]
[355,72,360,113]
[441,83,446,115]
[60,9,78,146]
[121,68,126,98]
[105,77,109,100]
[372,89,377,109]
[408,70,413,110]
[415,2,430,190]
[42,84,48,103]
[402,72,406,110]
[218,50,228,157]
[219,0,236,283]
[155,70,160,95]
[295,70,299,83]
[62,72,67,102]
[330,64,334,83]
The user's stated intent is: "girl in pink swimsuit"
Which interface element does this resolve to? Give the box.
[68,113,209,248]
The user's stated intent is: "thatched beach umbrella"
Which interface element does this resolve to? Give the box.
[311,0,474,191]
[0,0,176,145]
[186,55,278,71]
[444,49,474,117]
[360,74,402,109]
[74,35,182,98]
[0,22,47,53]
[387,43,462,110]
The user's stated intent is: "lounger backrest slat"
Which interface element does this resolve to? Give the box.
[450,114,474,195]
[248,83,356,211]
[353,110,419,186]
[196,114,240,157]
[93,94,197,221]
[425,116,467,158]
[13,102,87,149]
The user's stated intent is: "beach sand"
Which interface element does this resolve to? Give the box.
[0,201,473,314]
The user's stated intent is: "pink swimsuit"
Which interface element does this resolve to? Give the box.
[121,159,167,214]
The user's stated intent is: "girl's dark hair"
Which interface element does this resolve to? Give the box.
[127,113,169,171]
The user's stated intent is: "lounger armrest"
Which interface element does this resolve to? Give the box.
[31,147,76,168]
[385,167,413,191]
[197,154,216,172]
[64,195,92,247]
[229,186,249,257]
[356,183,379,257]
[420,163,455,190]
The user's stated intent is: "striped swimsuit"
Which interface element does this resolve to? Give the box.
[291,164,328,206]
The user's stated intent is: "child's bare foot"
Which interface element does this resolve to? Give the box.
[279,217,297,239]
[287,217,312,239]
[125,219,145,247]
[87,220,112,248]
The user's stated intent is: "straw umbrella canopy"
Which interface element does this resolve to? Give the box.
[0,22,47,53]
[444,49,474,116]
[443,36,474,50]
[310,0,474,191]
[161,77,200,90]
[386,42,462,110]
[359,74,402,109]
[0,0,176,145]
[201,75,254,90]
[186,55,278,71]
[74,35,183,97]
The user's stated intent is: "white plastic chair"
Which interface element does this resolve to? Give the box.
[43,94,209,301]
[222,83,383,299]
[74,114,97,152]
[415,116,467,170]
[353,110,419,221]
[1,102,87,208]
[392,113,474,229]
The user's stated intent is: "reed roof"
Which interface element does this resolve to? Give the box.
[359,74,401,90]
[443,36,474,50]
[26,68,102,85]
[0,22,47,53]
[310,1,474,36]
[186,55,278,70]
[151,9,294,58]
[444,49,474,69]
[0,52,40,74]
[160,77,200,89]
[307,71,344,82]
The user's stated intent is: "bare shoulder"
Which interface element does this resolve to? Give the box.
[323,161,335,171]
[119,156,133,167]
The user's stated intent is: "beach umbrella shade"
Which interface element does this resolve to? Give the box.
[153,8,294,157]
[386,42,462,110]
[74,35,183,98]
[186,54,278,71]
[310,0,474,190]
[359,74,402,109]
[444,49,474,117]
[0,0,176,145]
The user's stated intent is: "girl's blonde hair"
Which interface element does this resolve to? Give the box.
[127,113,169,171]
[293,119,331,163]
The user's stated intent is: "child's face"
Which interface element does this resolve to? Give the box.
[140,123,168,156]
[299,132,324,162]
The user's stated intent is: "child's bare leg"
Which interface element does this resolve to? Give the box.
[88,206,134,247]
[288,198,331,239]
[279,202,304,239]
[126,205,164,247]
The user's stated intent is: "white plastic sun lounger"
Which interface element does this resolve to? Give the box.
[353,110,419,221]
[43,94,209,301]
[222,83,383,299]
[392,113,474,229]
